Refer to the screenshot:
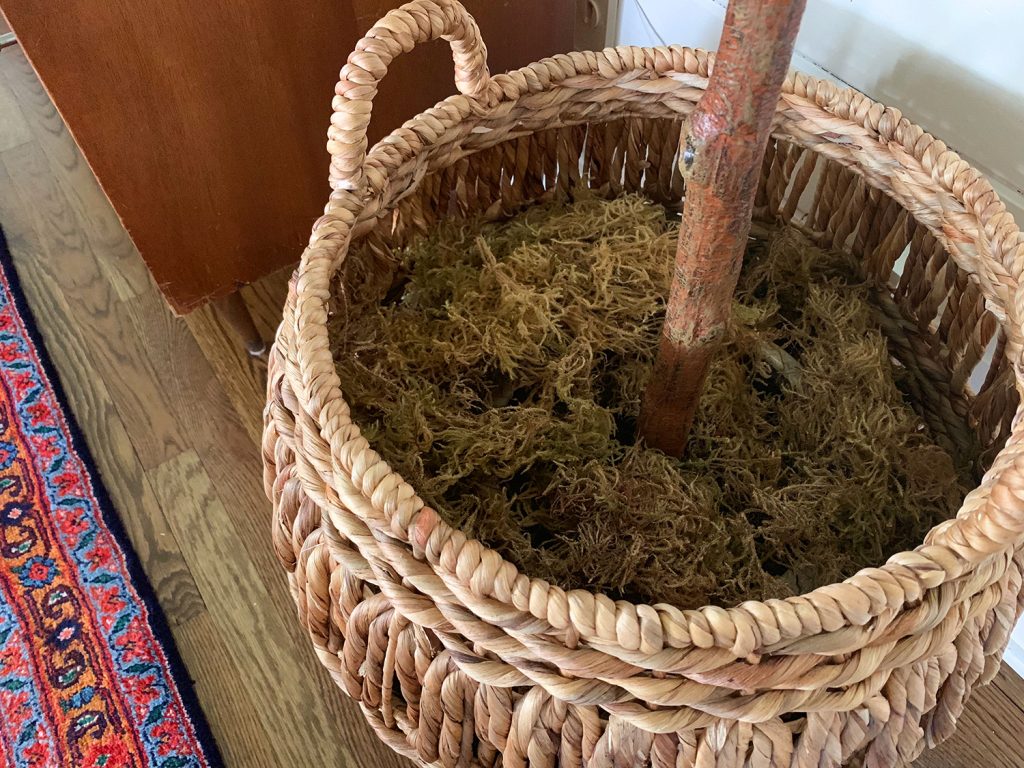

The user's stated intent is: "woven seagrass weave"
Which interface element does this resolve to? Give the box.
[263,2,1024,765]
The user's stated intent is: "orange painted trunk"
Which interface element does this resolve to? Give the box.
[638,0,807,456]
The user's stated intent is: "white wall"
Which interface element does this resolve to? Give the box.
[615,0,1024,223]
[615,0,1024,675]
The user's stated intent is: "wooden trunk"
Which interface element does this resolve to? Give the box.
[638,0,806,455]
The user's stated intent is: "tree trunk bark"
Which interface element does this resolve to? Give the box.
[637,0,807,457]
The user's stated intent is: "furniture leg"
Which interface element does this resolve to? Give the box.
[214,291,266,357]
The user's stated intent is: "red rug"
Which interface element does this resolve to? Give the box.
[0,228,220,767]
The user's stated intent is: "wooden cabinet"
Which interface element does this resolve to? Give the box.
[0,1,578,313]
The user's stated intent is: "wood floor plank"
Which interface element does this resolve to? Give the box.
[148,450,405,768]
[991,659,1024,714]
[175,266,288,449]
[123,279,410,768]
[0,71,31,152]
[0,139,189,467]
[0,161,205,626]
[179,256,292,447]
[123,287,298,615]
[171,611,280,768]
[241,266,291,341]
[183,304,268,446]
[182,259,288,446]
[914,671,1024,767]
[1,157,291,768]
[1,49,148,301]
[1,60,406,764]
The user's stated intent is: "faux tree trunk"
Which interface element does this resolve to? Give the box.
[637,0,807,456]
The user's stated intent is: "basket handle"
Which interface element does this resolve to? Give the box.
[328,0,494,192]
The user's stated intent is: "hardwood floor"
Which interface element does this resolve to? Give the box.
[0,46,407,768]
[0,44,1020,767]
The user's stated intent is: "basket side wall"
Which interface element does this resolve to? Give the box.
[264,110,1024,766]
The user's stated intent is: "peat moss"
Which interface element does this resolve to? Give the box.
[330,194,975,608]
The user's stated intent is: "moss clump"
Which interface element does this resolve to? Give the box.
[331,194,974,608]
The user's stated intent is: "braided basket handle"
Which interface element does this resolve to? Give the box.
[328,0,494,192]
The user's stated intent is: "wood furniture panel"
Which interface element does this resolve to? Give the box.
[0,0,575,312]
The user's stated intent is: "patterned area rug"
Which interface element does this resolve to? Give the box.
[0,228,220,767]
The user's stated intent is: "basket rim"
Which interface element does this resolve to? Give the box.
[275,42,1024,660]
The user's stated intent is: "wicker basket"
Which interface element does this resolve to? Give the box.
[263,2,1024,765]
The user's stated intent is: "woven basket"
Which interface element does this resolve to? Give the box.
[263,2,1024,765]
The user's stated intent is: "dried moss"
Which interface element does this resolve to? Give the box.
[331,194,975,608]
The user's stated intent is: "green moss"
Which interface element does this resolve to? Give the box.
[331,194,974,608]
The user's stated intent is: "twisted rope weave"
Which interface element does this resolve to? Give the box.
[264,1,1024,764]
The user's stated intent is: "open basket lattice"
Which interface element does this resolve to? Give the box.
[263,1,1024,765]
